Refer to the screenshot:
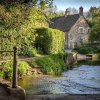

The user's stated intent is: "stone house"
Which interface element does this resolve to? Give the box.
[49,7,90,49]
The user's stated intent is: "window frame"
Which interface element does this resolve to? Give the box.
[78,27,84,33]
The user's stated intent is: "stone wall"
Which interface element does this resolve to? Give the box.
[0,78,26,100]
[66,16,89,49]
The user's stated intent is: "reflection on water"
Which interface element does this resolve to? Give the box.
[18,60,100,94]
[18,75,67,94]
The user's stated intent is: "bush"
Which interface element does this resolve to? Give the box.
[27,47,37,57]
[73,45,100,54]
[36,53,67,75]
[28,60,37,68]
[2,61,13,79]
[0,72,3,78]
[18,61,30,77]
[2,61,30,79]
[34,28,64,54]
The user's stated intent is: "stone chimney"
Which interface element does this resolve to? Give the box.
[79,6,83,16]
[65,8,71,17]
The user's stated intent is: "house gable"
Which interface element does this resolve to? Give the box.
[67,16,90,48]
[49,7,90,49]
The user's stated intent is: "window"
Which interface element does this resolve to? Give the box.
[78,27,84,33]
[79,38,83,45]
[70,34,73,40]
[88,28,91,33]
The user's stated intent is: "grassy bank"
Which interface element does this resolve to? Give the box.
[29,53,68,76]
[0,52,68,80]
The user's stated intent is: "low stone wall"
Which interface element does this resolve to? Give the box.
[66,53,87,64]
[0,78,26,100]
[66,53,75,64]
[7,86,26,100]
[92,54,100,61]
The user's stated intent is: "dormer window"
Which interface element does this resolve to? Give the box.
[78,27,84,33]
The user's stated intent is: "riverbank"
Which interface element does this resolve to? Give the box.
[1,60,100,100]
[26,94,100,100]
[19,63,100,95]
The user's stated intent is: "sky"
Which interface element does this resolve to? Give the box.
[54,0,100,12]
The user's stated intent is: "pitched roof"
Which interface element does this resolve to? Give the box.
[49,14,80,32]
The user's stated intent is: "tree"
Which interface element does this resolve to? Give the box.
[71,8,78,14]
[89,24,100,42]
[89,7,100,42]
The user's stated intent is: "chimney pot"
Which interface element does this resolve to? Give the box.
[79,6,83,16]
[65,8,71,17]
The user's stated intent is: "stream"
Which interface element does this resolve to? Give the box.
[18,60,100,95]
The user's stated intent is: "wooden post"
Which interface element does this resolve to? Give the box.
[12,47,17,88]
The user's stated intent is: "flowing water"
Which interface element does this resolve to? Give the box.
[18,60,100,95]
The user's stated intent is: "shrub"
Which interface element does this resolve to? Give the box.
[73,45,100,54]
[27,47,37,57]
[0,71,3,78]
[28,60,37,68]
[2,61,30,79]
[36,53,67,75]
[18,61,30,77]
[2,61,13,79]
[34,28,64,54]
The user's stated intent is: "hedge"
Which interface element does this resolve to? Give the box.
[34,28,64,54]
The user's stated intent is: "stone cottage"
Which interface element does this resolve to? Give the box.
[49,7,90,49]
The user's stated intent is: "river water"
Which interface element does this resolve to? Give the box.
[18,60,100,95]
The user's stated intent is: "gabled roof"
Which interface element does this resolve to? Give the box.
[49,14,80,32]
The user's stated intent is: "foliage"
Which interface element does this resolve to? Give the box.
[36,53,67,75]
[77,60,100,66]
[1,61,29,79]
[0,3,65,58]
[27,47,37,57]
[28,60,37,68]
[0,72,3,77]
[89,24,100,42]
[2,61,13,79]
[73,45,100,54]
[0,4,47,57]
[34,28,64,54]
[88,7,100,42]
[18,61,30,77]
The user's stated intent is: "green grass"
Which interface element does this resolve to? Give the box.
[34,53,68,75]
